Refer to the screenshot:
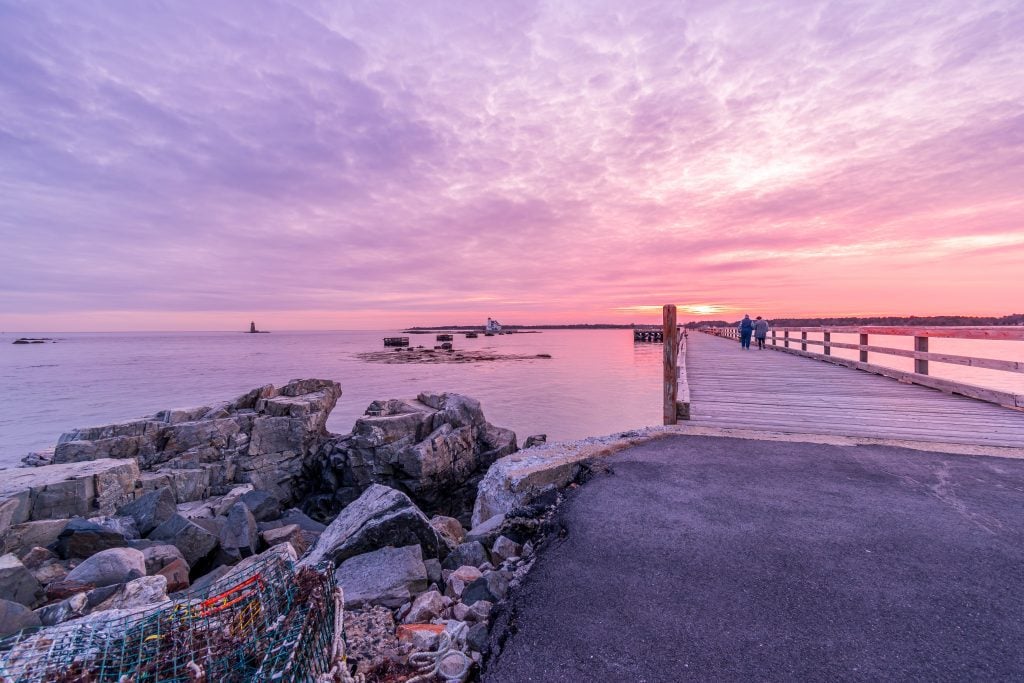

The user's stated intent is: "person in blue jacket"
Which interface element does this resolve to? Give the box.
[738,314,754,349]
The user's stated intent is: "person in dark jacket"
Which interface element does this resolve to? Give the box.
[753,316,769,349]
[738,314,753,349]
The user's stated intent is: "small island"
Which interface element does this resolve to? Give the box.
[247,321,270,333]
[12,337,54,344]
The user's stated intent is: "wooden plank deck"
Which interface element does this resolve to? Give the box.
[686,333,1024,448]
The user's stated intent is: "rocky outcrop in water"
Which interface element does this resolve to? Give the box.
[310,392,517,525]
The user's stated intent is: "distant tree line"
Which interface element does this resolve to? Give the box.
[684,314,1024,329]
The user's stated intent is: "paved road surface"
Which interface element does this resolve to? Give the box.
[484,435,1024,682]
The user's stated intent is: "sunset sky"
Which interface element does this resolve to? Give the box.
[2,0,1023,331]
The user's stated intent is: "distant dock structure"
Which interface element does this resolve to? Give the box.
[634,329,664,343]
[384,337,410,347]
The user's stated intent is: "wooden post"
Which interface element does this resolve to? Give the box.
[859,333,869,363]
[771,329,776,347]
[801,331,807,351]
[663,305,679,425]
[824,331,831,356]
[914,336,929,375]
[784,331,790,348]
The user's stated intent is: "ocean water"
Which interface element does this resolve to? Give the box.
[2,329,1020,469]
[0,329,665,468]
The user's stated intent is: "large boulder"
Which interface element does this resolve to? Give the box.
[65,548,146,588]
[334,545,428,609]
[141,544,185,574]
[219,503,258,559]
[301,485,445,567]
[0,598,41,637]
[117,488,176,536]
[51,518,128,559]
[0,459,139,534]
[2,519,69,557]
[91,575,169,612]
[32,380,341,506]
[148,515,219,571]
[314,393,517,521]
[471,431,669,527]
[0,554,42,607]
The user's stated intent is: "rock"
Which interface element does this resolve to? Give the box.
[396,623,445,651]
[279,508,326,532]
[403,589,448,624]
[467,622,489,653]
[461,571,509,604]
[441,541,490,571]
[219,503,258,559]
[20,546,58,570]
[65,548,146,588]
[141,544,186,574]
[260,524,312,556]
[87,515,140,540]
[335,545,428,609]
[156,558,190,592]
[117,487,176,536]
[523,434,547,449]
[148,514,219,571]
[238,490,281,522]
[213,484,254,516]
[453,600,491,623]
[2,519,69,557]
[464,514,506,547]
[0,553,43,607]
[430,515,466,547]
[301,485,445,567]
[35,591,88,626]
[50,517,128,559]
[46,579,94,601]
[0,458,139,532]
[31,560,68,586]
[472,432,666,527]
[0,598,41,637]
[444,566,482,600]
[315,392,517,521]
[424,558,443,588]
[92,575,169,612]
[491,536,523,564]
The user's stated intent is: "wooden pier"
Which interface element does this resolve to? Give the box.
[663,312,1024,449]
[383,337,409,347]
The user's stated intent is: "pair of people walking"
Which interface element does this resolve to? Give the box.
[738,314,769,350]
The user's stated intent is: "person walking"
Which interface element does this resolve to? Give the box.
[754,316,769,350]
[738,314,754,350]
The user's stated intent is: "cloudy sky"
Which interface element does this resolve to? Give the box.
[2,0,1022,330]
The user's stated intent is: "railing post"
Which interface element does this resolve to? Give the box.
[824,331,831,356]
[801,331,807,351]
[914,335,929,375]
[663,305,679,425]
[784,331,790,348]
[771,329,776,347]
[859,333,869,363]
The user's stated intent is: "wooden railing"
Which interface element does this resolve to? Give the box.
[702,325,1024,409]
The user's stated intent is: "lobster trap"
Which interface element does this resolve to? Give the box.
[0,553,339,682]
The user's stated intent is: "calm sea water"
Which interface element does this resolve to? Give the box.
[2,329,1020,469]
[0,330,664,468]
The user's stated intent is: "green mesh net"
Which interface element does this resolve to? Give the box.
[0,553,337,682]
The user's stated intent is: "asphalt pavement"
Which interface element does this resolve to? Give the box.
[483,435,1024,682]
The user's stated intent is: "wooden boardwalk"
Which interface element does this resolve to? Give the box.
[686,333,1024,448]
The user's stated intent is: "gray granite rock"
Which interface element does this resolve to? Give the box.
[403,589,448,624]
[65,548,146,588]
[117,488,176,536]
[141,544,185,574]
[0,554,43,607]
[219,502,258,559]
[0,598,41,637]
[461,570,509,604]
[335,544,428,609]
[301,485,445,567]
[441,541,490,571]
[51,518,128,559]
[148,514,219,570]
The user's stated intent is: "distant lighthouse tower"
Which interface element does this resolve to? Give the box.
[249,321,257,333]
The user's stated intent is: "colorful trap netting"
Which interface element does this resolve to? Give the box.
[0,553,339,682]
